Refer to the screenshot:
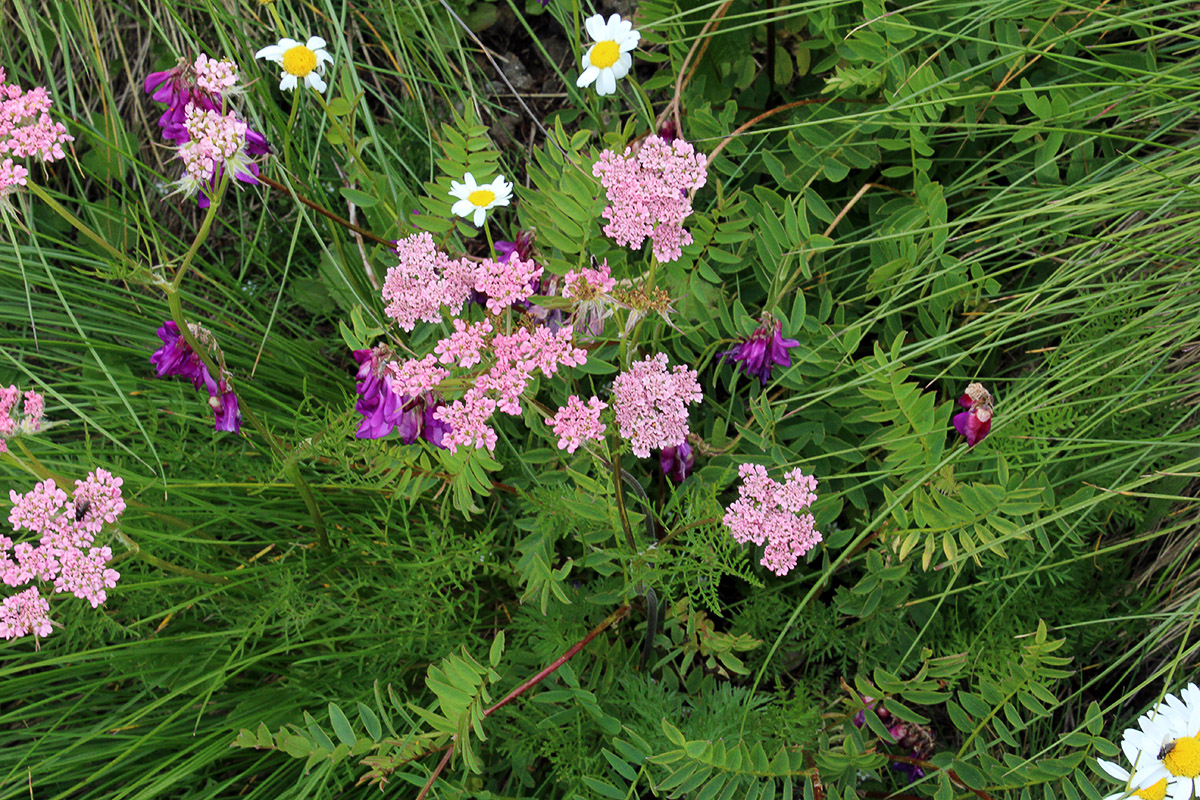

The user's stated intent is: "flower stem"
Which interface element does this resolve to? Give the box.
[609,438,637,553]
[171,180,227,291]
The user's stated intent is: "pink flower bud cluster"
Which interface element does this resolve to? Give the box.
[562,259,617,338]
[722,463,821,577]
[1,469,124,640]
[0,384,45,453]
[547,395,608,453]
[0,64,74,199]
[611,353,702,458]
[192,54,239,94]
[173,103,258,200]
[475,257,543,315]
[592,135,707,263]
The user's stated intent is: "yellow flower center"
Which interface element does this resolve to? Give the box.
[1164,736,1200,778]
[590,40,621,69]
[468,189,496,207]
[282,45,318,77]
[1133,778,1168,800]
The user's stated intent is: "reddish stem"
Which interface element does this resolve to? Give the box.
[484,605,631,717]
[414,743,455,800]
[257,174,392,246]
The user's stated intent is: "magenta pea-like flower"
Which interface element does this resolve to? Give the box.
[952,382,993,447]
[150,321,241,433]
[660,442,694,485]
[718,319,800,387]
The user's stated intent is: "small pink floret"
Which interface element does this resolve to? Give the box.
[548,395,608,453]
[722,463,821,576]
[611,353,702,458]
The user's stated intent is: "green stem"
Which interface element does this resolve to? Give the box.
[609,438,637,553]
[25,180,142,275]
[110,529,229,585]
[172,179,227,290]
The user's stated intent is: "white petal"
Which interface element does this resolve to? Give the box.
[597,68,616,96]
[317,49,335,66]
[307,36,328,50]
[1097,760,1131,782]
[605,14,623,37]
[255,45,284,61]
[611,17,632,38]
[584,14,607,41]
[619,32,641,51]
[451,199,475,218]
[462,172,478,190]
[577,65,599,88]
[278,38,301,50]
[280,73,298,91]
[472,206,487,227]
[307,73,327,92]
[610,55,631,80]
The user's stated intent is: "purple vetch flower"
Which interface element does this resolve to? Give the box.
[660,442,694,485]
[352,345,449,449]
[718,319,800,386]
[151,320,241,433]
[353,345,404,439]
[494,229,535,264]
[952,382,993,447]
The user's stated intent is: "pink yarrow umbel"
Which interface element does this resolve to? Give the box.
[0,64,74,201]
[173,102,259,201]
[723,463,821,577]
[2,469,124,641]
[611,353,702,458]
[548,395,607,453]
[382,233,476,331]
[0,384,45,454]
[592,135,707,263]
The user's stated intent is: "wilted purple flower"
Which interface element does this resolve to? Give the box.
[851,693,934,784]
[718,319,800,386]
[952,382,993,447]
[151,321,241,433]
[660,442,694,484]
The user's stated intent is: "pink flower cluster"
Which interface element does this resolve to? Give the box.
[611,353,702,458]
[475,257,543,315]
[382,233,476,331]
[592,135,707,263]
[193,54,239,94]
[722,463,821,576]
[173,103,258,200]
[0,65,74,199]
[431,326,587,452]
[1,469,124,640]
[0,384,45,453]
[547,395,607,453]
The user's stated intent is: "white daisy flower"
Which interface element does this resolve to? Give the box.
[255,36,334,93]
[1098,731,1170,800]
[1117,683,1200,800]
[448,173,513,227]
[576,13,640,96]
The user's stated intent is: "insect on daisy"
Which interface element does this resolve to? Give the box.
[1106,683,1200,800]
[449,173,513,227]
[255,36,333,93]
[577,13,640,96]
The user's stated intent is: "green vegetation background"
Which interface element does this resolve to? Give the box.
[1,0,1199,798]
